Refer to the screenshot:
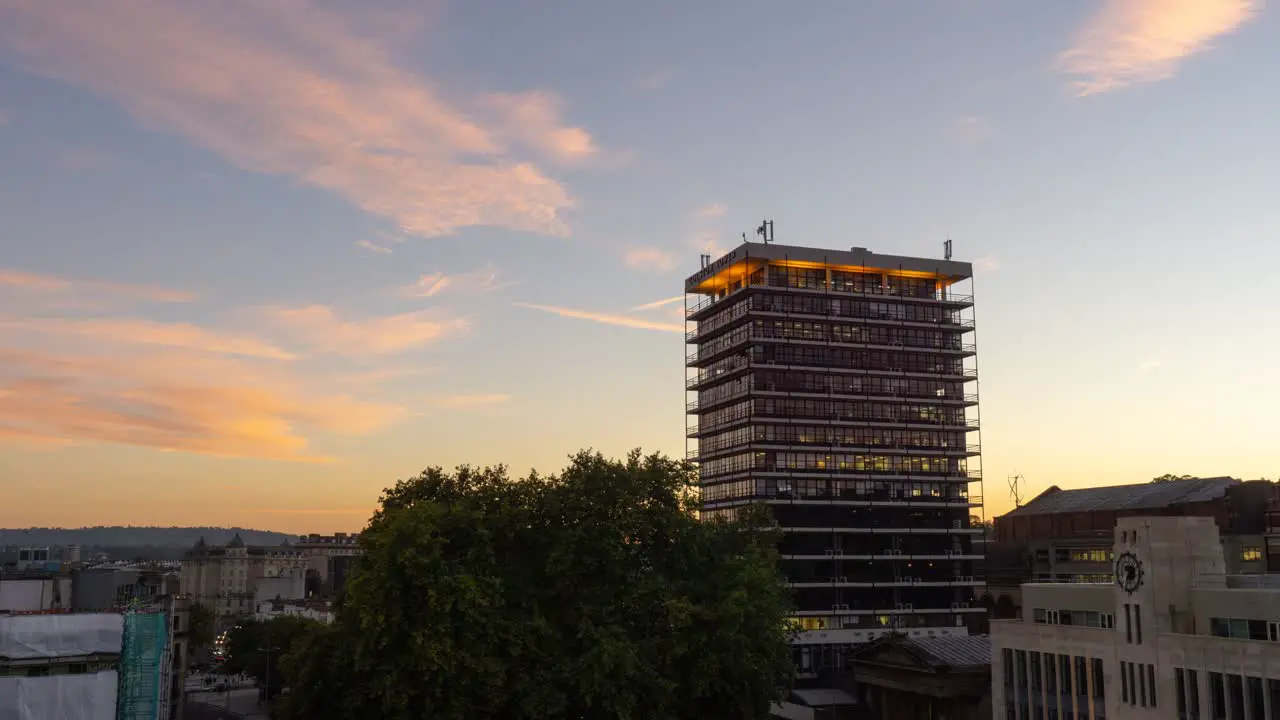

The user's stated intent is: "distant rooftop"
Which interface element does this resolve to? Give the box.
[909,634,991,669]
[1002,477,1240,518]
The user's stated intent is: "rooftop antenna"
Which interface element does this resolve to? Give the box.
[742,232,748,243]
[756,219,774,245]
[944,238,953,261]
[699,253,711,268]
[1008,473,1026,508]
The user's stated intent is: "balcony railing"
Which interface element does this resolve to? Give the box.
[688,389,980,412]
[687,363,979,389]
[687,331,977,366]
[686,283,976,319]
[691,441,983,460]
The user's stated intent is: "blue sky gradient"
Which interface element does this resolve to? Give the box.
[1,0,1275,531]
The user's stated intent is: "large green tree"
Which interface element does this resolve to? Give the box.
[223,615,322,699]
[277,450,794,720]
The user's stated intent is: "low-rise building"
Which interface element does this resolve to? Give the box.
[984,478,1279,617]
[992,516,1280,719]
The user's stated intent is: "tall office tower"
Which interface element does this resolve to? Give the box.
[684,240,984,679]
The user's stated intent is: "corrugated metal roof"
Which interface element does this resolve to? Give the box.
[909,634,991,669]
[1002,477,1239,517]
[790,688,858,707]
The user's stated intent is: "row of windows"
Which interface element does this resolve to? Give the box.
[698,425,970,455]
[699,451,967,479]
[695,323,752,359]
[1179,668,1280,720]
[1120,661,1157,709]
[1032,608,1115,629]
[751,370,968,401]
[746,292,963,324]
[1002,649,1105,720]
[751,345,969,376]
[1209,617,1280,641]
[750,320,968,351]
[698,400,752,432]
[753,398,969,426]
[700,477,971,503]
[765,266,940,299]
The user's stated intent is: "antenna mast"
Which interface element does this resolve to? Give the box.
[1007,473,1026,508]
[756,219,774,244]
[944,238,953,260]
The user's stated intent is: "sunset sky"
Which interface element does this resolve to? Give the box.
[1,0,1276,533]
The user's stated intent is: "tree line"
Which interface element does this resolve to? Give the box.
[220,450,796,720]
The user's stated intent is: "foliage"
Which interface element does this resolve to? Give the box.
[277,450,794,720]
[186,602,215,650]
[223,615,323,697]
[1151,474,1197,483]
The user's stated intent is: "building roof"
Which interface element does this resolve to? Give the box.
[850,633,991,671]
[684,241,973,292]
[1001,477,1239,518]
[226,533,245,549]
[909,635,991,669]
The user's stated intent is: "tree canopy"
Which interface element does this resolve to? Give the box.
[277,450,794,720]
[222,615,322,698]
[1151,474,1197,483]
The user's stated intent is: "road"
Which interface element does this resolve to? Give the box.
[185,687,269,720]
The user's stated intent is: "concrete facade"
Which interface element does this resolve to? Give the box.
[992,516,1280,719]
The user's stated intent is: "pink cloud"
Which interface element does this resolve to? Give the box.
[694,203,727,219]
[514,303,683,333]
[0,268,196,303]
[482,91,598,164]
[0,0,582,237]
[623,246,675,272]
[399,264,505,298]
[256,305,469,355]
[0,347,404,461]
[2,317,296,360]
[1057,0,1258,96]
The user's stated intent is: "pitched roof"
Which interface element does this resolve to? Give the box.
[850,633,991,671]
[226,533,245,549]
[1001,477,1239,517]
[910,635,991,669]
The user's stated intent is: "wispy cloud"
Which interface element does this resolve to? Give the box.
[974,256,1001,273]
[514,303,683,333]
[354,239,393,255]
[0,1,592,237]
[0,347,403,462]
[632,295,685,312]
[424,393,511,409]
[1057,0,1259,96]
[255,305,469,355]
[623,246,675,272]
[1138,358,1163,372]
[398,264,505,298]
[0,268,196,303]
[3,317,296,360]
[949,115,993,145]
[480,91,597,165]
[695,203,727,219]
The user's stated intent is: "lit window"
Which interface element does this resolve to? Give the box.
[1242,547,1262,562]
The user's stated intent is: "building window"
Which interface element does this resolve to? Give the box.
[1241,547,1262,562]
[1122,661,1130,703]
[1125,604,1133,643]
[1247,677,1264,720]
[1176,668,1187,718]
[1070,548,1111,562]
[1210,672,1226,720]
[1228,674,1245,720]
[1188,670,1201,720]
[1135,604,1143,644]
[1092,658,1105,701]
[1138,662,1147,706]
[1148,664,1157,708]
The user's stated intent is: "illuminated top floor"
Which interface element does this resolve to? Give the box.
[684,242,974,295]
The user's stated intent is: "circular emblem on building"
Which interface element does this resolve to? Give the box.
[1115,551,1144,594]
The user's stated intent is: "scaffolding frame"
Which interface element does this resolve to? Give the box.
[115,601,170,720]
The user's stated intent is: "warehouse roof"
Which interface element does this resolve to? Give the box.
[1002,477,1239,517]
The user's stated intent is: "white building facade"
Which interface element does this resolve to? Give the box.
[992,516,1280,719]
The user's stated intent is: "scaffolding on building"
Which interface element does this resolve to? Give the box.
[115,601,170,720]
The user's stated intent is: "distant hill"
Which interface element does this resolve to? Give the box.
[0,526,295,549]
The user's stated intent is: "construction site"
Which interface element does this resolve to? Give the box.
[0,602,177,720]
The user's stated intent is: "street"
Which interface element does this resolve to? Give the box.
[186,687,269,720]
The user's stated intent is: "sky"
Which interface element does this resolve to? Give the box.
[1,0,1276,533]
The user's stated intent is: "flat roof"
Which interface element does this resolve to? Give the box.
[685,242,973,292]
[1001,477,1240,518]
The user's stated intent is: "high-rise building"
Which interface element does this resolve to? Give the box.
[684,241,985,679]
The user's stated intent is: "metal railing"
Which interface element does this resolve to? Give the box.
[686,284,976,319]
[686,331,976,365]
